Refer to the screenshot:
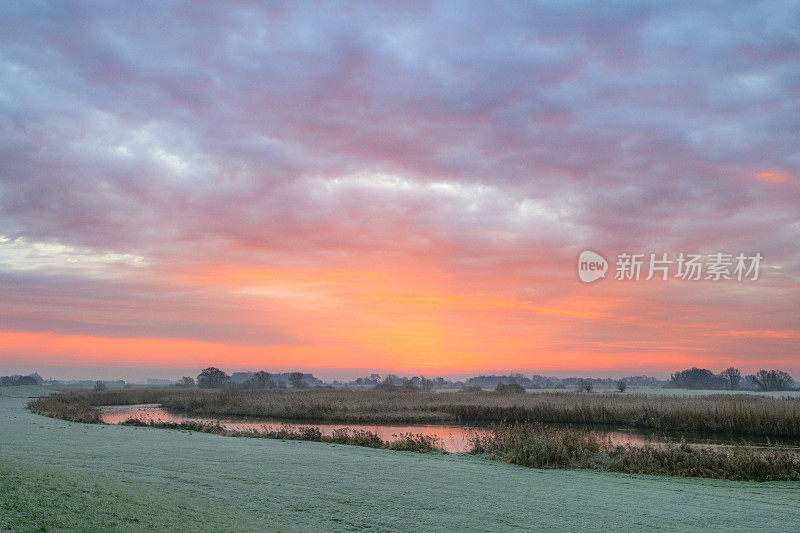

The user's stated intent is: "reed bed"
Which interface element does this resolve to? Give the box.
[118,418,443,453]
[27,393,102,424]
[28,387,800,437]
[470,424,800,481]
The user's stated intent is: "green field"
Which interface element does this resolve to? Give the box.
[2,386,800,532]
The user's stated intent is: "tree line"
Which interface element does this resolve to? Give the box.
[666,367,795,391]
[183,368,316,389]
[182,366,796,392]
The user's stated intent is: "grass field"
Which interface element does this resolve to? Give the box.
[2,386,800,531]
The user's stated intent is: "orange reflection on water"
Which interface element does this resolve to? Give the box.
[99,404,656,452]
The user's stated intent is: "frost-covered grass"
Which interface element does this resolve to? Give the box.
[29,386,800,437]
[471,425,800,481]
[3,388,800,531]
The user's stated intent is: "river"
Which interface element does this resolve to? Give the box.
[99,404,800,453]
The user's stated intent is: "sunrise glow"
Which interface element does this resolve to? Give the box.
[0,2,798,381]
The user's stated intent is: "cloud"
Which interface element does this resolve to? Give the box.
[0,1,798,376]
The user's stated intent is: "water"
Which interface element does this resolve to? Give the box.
[99,404,800,453]
[99,404,483,452]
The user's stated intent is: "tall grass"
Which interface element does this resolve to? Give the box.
[471,424,800,481]
[27,393,101,423]
[27,388,169,424]
[28,388,800,437]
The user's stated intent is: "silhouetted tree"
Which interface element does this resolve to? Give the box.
[719,368,742,390]
[178,376,195,387]
[616,380,627,392]
[93,380,107,392]
[249,371,274,389]
[0,375,38,386]
[401,378,419,391]
[289,372,306,389]
[753,370,795,391]
[580,379,593,392]
[418,377,435,391]
[197,367,229,389]
[668,368,726,390]
[374,375,399,390]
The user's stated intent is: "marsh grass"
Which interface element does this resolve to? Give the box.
[470,424,800,481]
[118,418,443,453]
[29,387,800,437]
[27,389,171,424]
[27,393,101,424]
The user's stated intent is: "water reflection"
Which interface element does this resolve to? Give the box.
[99,404,800,453]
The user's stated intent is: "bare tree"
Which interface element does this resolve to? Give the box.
[719,368,742,390]
[753,370,795,391]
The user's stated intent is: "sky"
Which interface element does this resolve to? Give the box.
[0,1,798,381]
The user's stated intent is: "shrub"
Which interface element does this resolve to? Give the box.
[495,383,526,393]
[388,433,441,452]
[178,376,195,388]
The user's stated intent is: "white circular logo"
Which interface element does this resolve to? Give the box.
[578,250,608,283]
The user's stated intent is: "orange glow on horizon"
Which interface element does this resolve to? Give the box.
[3,252,797,377]
[2,306,796,377]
